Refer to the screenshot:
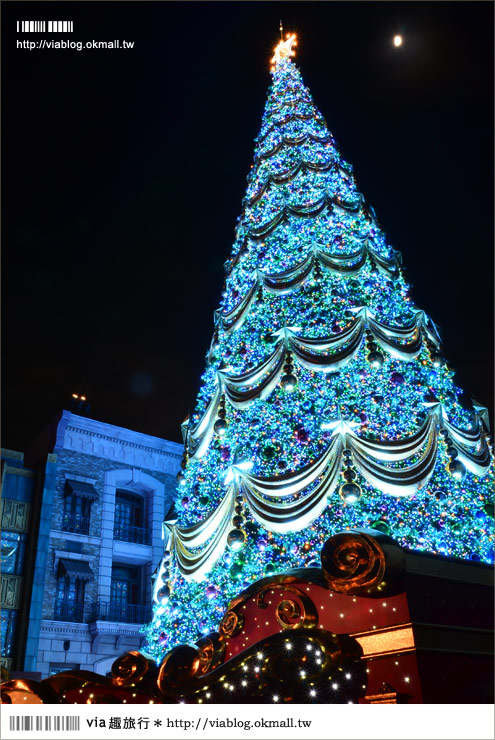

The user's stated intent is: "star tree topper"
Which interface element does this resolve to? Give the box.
[270,33,297,70]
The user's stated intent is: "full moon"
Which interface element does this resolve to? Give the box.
[394,34,403,47]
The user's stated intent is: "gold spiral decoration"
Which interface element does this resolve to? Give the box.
[157,645,201,694]
[111,651,153,687]
[256,584,318,630]
[219,609,244,637]
[196,631,226,673]
[278,599,301,625]
[321,530,387,593]
[0,678,57,704]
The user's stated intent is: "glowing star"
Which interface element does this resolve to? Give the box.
[270,33,297,68]
[394,35,403,47]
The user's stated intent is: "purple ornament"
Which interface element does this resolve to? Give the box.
[181,496,190,508]
[295,427,309,443]
[205,585,218,599]
[258,538,269,551]
[331,321,341,333]
[359,368,367,380]
[390,372,405,386]
[221,446,231,461]
[359,412,367,423]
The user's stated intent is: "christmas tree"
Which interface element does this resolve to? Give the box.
[146,34,493,661]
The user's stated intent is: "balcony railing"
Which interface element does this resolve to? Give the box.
[113,524,151,545]
[90,601,151,624]
[54,599,84,623]
[62,514,90,535]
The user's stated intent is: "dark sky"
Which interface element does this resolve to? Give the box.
[2,1,493,451]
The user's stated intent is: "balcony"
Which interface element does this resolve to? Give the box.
[62,514,90,535]
[90,601,151,624]
[113,524,151,546]
[54,599,84,623]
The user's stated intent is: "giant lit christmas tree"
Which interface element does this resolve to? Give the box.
[146,33,493,663]
[1,32,492,707]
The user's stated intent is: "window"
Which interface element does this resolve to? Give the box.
[114,491,150,545]
[107,564,145,622]
[89,564,149,623]
[62,480,97,535]
[1,610,18,657]
[1,532,27,575]
[111,564,141,606]
[49,663,79,676]
[54,557,94,623]
[54,574,85,622]
[62,496,91,535]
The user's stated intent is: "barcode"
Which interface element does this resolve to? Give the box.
[17,21,74,33]
[9,716,80,731]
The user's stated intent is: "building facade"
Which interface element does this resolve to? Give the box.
[1,411,182,678]
[1,449,36,677]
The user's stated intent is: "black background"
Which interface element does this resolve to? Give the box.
[2,1,493,450]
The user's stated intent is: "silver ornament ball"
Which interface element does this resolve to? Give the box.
[214,419,228,436]
[280,373,298,392]
[227,528,247,551]
[339,482,362,504]
[157,584,171,604]
[448,459,466,481]
[368,351,384,369]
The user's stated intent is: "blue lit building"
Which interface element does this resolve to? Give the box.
[1,411,182,678]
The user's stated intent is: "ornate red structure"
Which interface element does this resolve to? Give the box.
[1,530,492,704]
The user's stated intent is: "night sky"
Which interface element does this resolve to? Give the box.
[2,1,493,452]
